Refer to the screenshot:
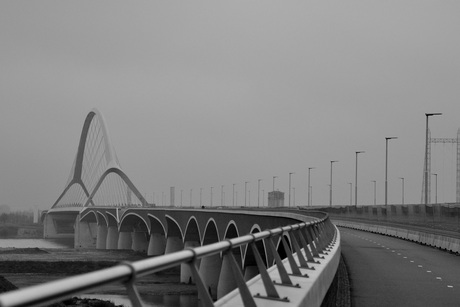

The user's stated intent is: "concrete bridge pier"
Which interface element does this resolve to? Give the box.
[75,221,97,249]
[147,233,166,256]
[118,231,133,250]
[180,240,200,284]
[199,254,222,300]
[96,225,108,249]
[164,236,183,254]
[106,226,119,249]
[132,231,148,252]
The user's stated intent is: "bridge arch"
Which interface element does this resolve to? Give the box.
[147,214,167,256]
[164,215,184,254]
[180,216,201,284]
[184,216,201,243]
[242,225,267,281]
[119,213,150,233]
[51,109,147,209]
[200,218,222,300]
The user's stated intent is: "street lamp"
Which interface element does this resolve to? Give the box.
[289,172,294,207]
[200,188,203,207]
[355,151,365,207]
[221,185,224,206]
[424,113,442,205]
[308,167,315,207]
[348,182,352,206]
[385,137,397,206]
[258,179,262,208]
[371,180,376,206]
[293,187,296,206]
[330,161,338,207]
[190,189,192,207]
[399,177,405,205]
[245,181,249,206]
[210,187,213,207]
[232,184,236,207]
[432,173,438,204]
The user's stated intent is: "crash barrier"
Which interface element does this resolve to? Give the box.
[0,216,339,307]
[335,220,460,253]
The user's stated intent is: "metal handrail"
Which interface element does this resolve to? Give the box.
[0,214,336,307]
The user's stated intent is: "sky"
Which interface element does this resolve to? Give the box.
[1,1,460,211]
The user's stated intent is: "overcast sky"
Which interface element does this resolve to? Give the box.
[1,1,460,211]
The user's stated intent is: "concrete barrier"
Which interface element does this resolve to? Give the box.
[334,220,460,254]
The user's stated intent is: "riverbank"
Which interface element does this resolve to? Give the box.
[0,248,197,299]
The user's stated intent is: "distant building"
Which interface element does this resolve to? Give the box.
[268,191,284,207]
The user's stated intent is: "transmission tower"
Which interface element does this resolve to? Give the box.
[422,128,460,204]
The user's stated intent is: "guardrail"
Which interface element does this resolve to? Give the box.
[0,215,337,307]
[334,219,460,253]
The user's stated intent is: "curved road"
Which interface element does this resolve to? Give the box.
[340,227,460,306]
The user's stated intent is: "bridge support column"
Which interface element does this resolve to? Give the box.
[96,225,108,249]
[118,231,132,250]
[132,232,148,253]
[106,226,119,249]
[147,233,166,256]
[180,241,200,284]
[75,220,97,249]
[217,254,238,299]
[164,236,183,254]
[199,254,222,300]
[243,265,259,281]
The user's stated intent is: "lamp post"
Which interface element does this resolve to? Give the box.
[355,151,365,207]
[258,179,262,208]
[221,185,224,206]
[371,180,376,205]
[289,172,294,207]
[330,161,338,207]
[385,137,397,206]
[399,177,405,205]
[308,167,315,207]
[181,189,183,207]
[262,189,265,206]
[232,184,236,207]
[245,181,248,207]
[200,188,202,207]
[190,189,192,207]
[293,187,296,206]
[424,113,442,205]
[432,173,438,204]
[348,182,352,206]
[210,187,213,207]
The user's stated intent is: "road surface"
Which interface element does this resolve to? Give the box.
[340,227,460,306]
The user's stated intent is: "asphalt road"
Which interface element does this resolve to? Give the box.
[340,227,460,307]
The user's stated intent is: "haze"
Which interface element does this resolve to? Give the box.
[1,1,459,211]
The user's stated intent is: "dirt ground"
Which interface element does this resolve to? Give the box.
[0,248,197,297]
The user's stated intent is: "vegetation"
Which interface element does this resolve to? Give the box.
[0,211,42,238]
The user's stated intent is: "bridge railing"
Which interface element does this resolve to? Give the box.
[0,214,337,307]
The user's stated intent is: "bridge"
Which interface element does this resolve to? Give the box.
[3,109,459,306]
[0,109,340,306]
